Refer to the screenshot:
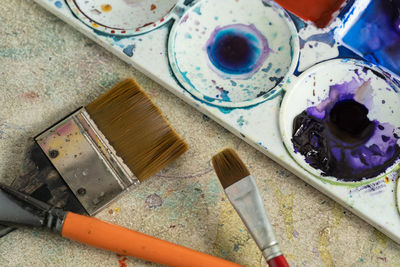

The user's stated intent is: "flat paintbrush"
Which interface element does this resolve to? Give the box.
[3,78,190,236]
[33,78,189,215]
[212,148,289,267]
[0,79,242,267]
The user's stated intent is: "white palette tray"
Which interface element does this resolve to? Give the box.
[34,0,400,243]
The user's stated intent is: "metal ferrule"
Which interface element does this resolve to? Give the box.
[44,208,67,234]
[35,107,140,215]
[225,175,283,262]
[0,186,67,234]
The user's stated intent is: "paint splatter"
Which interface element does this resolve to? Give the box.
[150,4,156,11]
[215,86,230,101]
[205,24,272,79]
[292,78,400,181]
[117,254,127,267]
[21,91,39,101]
[318,227,334,266]
[145,193,163,208]
[274,188,294,240]
[212,201,261,262]
[101,4,112,12]
[123,44,135,57]
[54,1,62,8]
[237,116,247,127]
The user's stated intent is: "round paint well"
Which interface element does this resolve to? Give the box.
[66,0,178,35]
[168,0,299,107]
[280,59,400,184]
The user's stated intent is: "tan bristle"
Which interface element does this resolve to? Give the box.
[211,148,250,189]
[86,79,188,181]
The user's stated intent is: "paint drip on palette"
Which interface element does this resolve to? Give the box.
[205,24,272,79]
[292,76,400,181]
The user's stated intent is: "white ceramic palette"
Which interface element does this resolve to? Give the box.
[67,0,179,34]
[33,0,400,243]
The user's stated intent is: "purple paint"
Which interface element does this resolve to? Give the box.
[205,24,272,79]
[292,77,400,181]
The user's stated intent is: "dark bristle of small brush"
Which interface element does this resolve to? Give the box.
[211,148,250,189]
[86,79,188,182]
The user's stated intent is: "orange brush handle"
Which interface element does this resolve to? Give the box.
[61,212,242,267]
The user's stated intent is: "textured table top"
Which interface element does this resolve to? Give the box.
[1,1,400,266]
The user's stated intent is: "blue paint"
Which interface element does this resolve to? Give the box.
[216,106,234,114]
[216,86,231,102]
[181,71,197,91]
[299,27,336,48]
[54,1,62,8]
[193,6,202,15]
[262,63,272,73]
[237,116,247,127]
[269,76,284,86]
[206,24,271,78]
[342,0,400,76]
[123,44,135,57]
[203,95,216,103]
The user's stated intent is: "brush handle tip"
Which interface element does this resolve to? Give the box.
[267,255,289,267]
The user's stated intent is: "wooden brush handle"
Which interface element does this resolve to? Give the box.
[61,212,242,267]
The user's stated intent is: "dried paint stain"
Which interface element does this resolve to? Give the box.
[21,91,39,101]
[54,1,62,8]
[145,193,163,208]
[123,44,136,57]
[117,254,127,267]
[101,4,112,12]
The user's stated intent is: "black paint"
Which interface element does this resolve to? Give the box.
[328,100,375,143]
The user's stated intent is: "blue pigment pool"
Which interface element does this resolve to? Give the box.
[205,24,271,79]
[342,0,400,77]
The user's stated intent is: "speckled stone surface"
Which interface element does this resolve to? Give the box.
[1,1,400,266]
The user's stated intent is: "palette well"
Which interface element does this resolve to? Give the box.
[66,0,179,35]
[168,0,299,107]
[281,59,400,184]
[32,0,400,244]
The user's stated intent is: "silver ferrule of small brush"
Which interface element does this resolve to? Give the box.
[225,175,282,262]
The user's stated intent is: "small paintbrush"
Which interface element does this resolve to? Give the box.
[212,148,289,267]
